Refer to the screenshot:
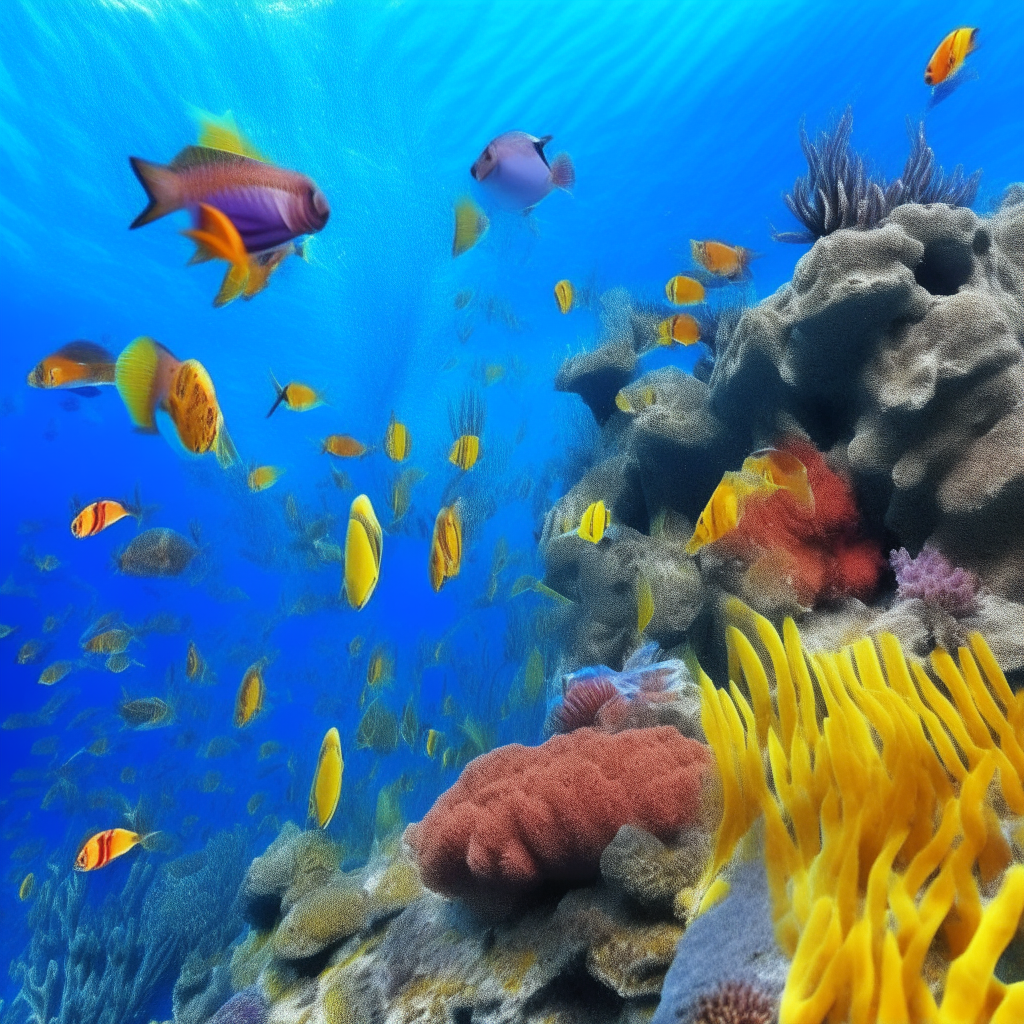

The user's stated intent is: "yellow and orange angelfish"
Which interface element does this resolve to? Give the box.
[429,500,463,592]
[27,341,116,391]
[657,314,701,347]
[925,27,978,86]
[114,336,237,468]
[664,275,705,305]
[690,239,759,281]
[71,493,144,538]
[75,827,159,871]
[266,372,323,417]
[344,495,383,610]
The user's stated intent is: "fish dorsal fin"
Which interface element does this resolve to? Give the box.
[57,340,115,364]
[195,110,265,161]
[170,145,256,171]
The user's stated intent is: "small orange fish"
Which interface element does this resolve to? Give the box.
[925,27,978,86]
[74,827,154,871]
[71,497,142,538]
[690,240,758,281]
[322,434,368,458]
[27,341,116,390]
[664,275,705,305]
[657,315,701,347]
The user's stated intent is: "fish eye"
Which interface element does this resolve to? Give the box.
[310,187,329,217]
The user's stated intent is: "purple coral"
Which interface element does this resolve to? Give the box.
[889,544,979,617]
[207,988,269,1024]
[690,980,776,1024]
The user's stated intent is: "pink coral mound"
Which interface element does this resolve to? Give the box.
[890,543,979,617]
[406,727,714,906]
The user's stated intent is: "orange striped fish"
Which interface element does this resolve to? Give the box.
[924,27,978,86]
[70,497,142,538]
[74,827,155,871]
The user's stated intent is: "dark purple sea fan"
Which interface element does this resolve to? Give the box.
[889,543,980,617]
[773,108,981,243]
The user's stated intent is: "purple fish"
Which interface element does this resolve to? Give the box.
[129,146,329,253]
[470,132,574,210]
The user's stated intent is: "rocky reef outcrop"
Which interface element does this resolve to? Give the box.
[547,194,1024,675]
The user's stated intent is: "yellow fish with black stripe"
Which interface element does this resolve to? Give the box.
[308,726,343,829]
[554,279,574,314]
[383,412,412,462]
[266,372,323,417]
[428,500,463,592]
[344,494,383,609]
[448,390,485,471]
[577,500,610,544]
[115,336,236,467]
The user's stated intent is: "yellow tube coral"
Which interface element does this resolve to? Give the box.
[697,607,1024,1024]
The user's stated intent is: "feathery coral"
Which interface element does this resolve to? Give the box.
[890,543,980,617]
[695,603,1024,1022]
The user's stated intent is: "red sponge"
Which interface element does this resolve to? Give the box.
[406,726,714,907]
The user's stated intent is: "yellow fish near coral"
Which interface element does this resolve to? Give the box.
[452,195,489,257]
[115,336,236,467]
[425,728,443,758]
[577,500,610,544]
[247,465,284,492]
[308,726,343,829]
[554,279,574,314]
[664,275,705,305]
[690,239,758,281]
[615,385,657,415]
[234,660,266,727]
[685,449,812,555]
[344,494,383,610]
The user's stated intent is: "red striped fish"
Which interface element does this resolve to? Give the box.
[74,827,155,871]
[71,498,141,538]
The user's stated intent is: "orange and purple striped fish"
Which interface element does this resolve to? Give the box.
[70,497,142,538]
[74,827,153,871]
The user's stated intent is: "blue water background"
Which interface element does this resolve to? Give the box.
[1,0,1021,1008]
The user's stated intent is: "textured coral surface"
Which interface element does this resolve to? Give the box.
[407,726,714,905]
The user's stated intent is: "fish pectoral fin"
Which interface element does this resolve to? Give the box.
[213,262,250,307]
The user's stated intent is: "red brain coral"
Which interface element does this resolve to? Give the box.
[406,726,714,906]
[719,438,883,606]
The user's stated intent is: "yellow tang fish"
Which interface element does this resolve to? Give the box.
[664,275,705,305]
[234,660,266,727]
[425,728,443,758]
[383,412,412,462]
[657,314,701,347]
[19,873,35,900]
[615,385,657,415]
[741,448,814,512]
[428,501,463,593]
[452,195,489,257]
[38,660,74,686]
[248,465,284,492]
[577,500,610,544]
[637,574,654,633]
[115,337,237,468]
[308,726,343,829]
[74,827,157,871]
[344,494,382,610]
[554,279,574,314]
[448,434,480,471]
[266,372,323,417]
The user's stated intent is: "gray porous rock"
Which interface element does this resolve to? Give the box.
[237,822,303,928]
[556,340,638,426]
[712,198,1024,600]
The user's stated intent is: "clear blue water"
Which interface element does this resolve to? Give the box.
[1,0,1021,1013]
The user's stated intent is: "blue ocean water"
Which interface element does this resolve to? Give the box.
[0,0,1021,1016]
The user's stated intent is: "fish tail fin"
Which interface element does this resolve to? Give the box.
[185,236,218,265]
[139,830,164,851]
[214,422,238,468]
[243,259,272,300]
[550,153,575,193]
[267,372,287,418]
[129,157,182,228]
[213,262,249,308]
[115,336,168,432]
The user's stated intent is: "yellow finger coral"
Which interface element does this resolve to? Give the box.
[697,604,1024,1024]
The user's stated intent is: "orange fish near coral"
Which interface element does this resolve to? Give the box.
[27,342,116,392]
[690,240,758,281]
[70,497,142,538]
[74,827,156,871]
[656,315,701,347]
[664,276,705,305]
[924,27,978,86]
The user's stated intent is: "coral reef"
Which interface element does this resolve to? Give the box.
[690,604,1024,1021]
[773,108,981,243]
[406,726,716,909]
[556,339,638,425]
[548,193,1024,676]
[890,541,979,616]
[204,987,268,1023]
